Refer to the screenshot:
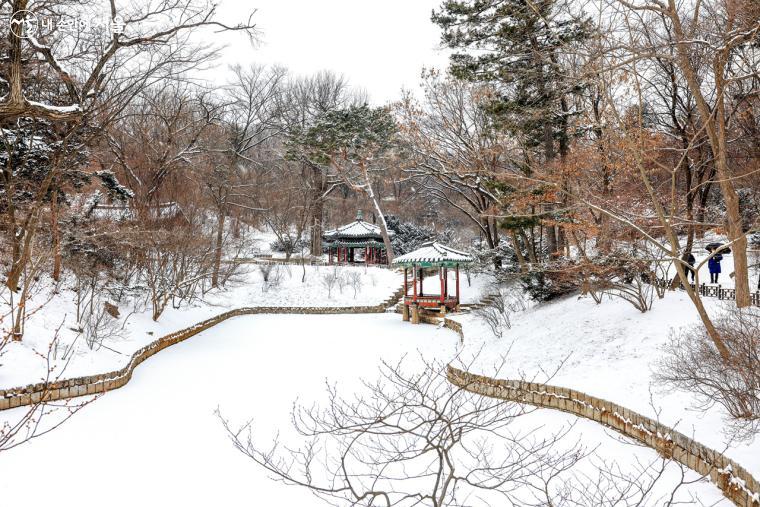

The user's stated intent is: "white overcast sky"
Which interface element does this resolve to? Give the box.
[211,0,451,104]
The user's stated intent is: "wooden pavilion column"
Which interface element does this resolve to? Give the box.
[455,264,460,308]
[439,266,445,304]
[413,265,418,302]
[404,267,408,296]
[419,267,424,296]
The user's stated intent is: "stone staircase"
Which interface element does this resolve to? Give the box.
[457,293,499,314]
[393,293,500,316]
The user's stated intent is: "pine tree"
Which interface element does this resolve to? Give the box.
[434,0,591,257]
[433,0,590,159]
[291,104,398,261]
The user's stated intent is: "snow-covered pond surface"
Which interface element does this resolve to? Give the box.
[0,313,728,505]
[0,265,404,388]
[0,314,458,506]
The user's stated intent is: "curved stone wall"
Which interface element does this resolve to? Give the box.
[2,288,757,506]
[434,313,759,507]
[0,285,405,412]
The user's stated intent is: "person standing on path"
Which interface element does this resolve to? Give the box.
[682,252,696,282]
[708,253,723,284]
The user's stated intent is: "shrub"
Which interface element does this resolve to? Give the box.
[656,305,760,440]
[520,269,578,302]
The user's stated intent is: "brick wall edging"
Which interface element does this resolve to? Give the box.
[0,285,405,412]
[435,314,759,506]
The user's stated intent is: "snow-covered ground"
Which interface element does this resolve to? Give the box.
[456,289,760,482]
[0,264,402,388]
[0,314,727,505]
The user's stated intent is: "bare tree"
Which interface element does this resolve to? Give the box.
[610,0,760,308]
[657,304,760,440]
[219,358,695,506]
[1,0,257,341]
[398,74,509,262]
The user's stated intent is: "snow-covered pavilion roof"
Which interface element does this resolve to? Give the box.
[324,220,384,238]
[392,242,473,267]
[323,211,394,240]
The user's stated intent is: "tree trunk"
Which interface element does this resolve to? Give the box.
[211,209,225,288]
[669,16,751,307]
[362,172,394,263]
[51,188,62,281]
[311,195,324,257]
[510,230,528,273]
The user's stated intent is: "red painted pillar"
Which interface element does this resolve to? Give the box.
[419,267,423,296]
[455,265,460,304]
[413,266,418,302]
[404,268,408,296]
[444,267,448,299]
[439,266,445,303]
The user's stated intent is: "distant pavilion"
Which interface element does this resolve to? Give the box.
[392,242,474,322]
[323,211,393,265]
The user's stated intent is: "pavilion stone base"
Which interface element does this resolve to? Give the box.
[402,304,410,322]
[410,304,420,324]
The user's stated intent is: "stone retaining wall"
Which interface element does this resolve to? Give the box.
[3,287,757,506]
[0,285,405,412]
[435,315,759,507]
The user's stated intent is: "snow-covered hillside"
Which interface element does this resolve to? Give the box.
[457,290,760,480]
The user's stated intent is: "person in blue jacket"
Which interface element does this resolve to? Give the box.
[708,253,723,283]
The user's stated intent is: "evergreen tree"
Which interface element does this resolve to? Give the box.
[290,104,398,261]
[433,0,591,258]
[433,0,591,161]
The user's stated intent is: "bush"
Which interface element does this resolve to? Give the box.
[656,305,760,440]
[520,269,578,302]
[269,237,309,254]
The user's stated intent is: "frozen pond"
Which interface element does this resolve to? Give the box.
[0,314,460,506]
[0,313,728,505]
